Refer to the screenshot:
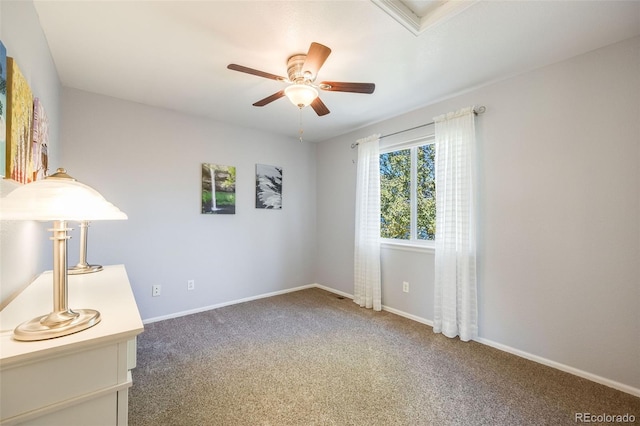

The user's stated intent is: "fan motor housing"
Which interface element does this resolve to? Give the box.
[287,54,313,83]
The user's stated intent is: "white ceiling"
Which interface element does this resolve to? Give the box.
[33,0,640,143]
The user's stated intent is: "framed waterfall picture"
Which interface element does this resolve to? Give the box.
[255,164,283,209]
[202,163,236,214]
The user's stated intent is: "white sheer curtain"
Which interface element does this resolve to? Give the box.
[433,107,478,341]
[354,134,382,311]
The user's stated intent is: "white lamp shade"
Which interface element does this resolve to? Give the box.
[284,84,319,108]
[0,172,127,221]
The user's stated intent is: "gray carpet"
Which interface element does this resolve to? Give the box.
[129,288,639,425]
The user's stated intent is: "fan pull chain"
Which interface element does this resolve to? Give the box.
[298,107,304,142]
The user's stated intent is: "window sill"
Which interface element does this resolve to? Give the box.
[380,240,435,254]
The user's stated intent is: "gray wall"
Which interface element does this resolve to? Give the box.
[0,0,61,305]
[60,89,317,320]
[316,36,640,391]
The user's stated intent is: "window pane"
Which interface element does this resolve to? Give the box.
[380,149,411,239]
[417,144,436,240]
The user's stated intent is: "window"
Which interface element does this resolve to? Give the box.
[380,137,436,245]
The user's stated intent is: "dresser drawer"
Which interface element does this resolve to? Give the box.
[1,343,120,421]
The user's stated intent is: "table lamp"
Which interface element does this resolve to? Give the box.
[0,168,127,341]
[68,221,103,274]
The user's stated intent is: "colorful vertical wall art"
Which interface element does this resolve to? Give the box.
[255,164,283,209]
[32,98,49,181]
[0,41,7,178]
[6,57,33,183]
[202,163,236,214]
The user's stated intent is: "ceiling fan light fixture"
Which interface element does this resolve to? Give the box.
[284,84,318,108]
[227,42,374,117]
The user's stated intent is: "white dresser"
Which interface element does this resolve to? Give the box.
[0,265,143,425]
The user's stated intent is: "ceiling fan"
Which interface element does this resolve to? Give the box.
[227,42,375,116]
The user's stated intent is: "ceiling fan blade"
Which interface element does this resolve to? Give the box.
[302,42,331,77]
[310,97,330,116]
[253,90,285,107]
[227,64,287,81]
[320,81,375,94]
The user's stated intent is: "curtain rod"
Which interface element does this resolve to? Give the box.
[351,106,486,149]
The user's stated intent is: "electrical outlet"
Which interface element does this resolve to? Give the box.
[152,285,161,297]
[187,280,195,291]
[402,281,409,293]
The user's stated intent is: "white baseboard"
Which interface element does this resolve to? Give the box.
[381,305,434,327]
[143,284,316,324]
[312,284,640,397]
[313,284,435,327]
[314,283,354,300]
[474,336,640,398]
[143,283,640,397]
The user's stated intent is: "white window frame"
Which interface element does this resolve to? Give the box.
[379,134,436,253]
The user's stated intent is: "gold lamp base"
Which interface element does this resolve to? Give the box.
[68,221,103,275]
[13,309,101,341]
[12,219,103,342]
[68,264,103,275]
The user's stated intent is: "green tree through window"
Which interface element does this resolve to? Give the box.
[380,142,436,242]
[417,144,436,240]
